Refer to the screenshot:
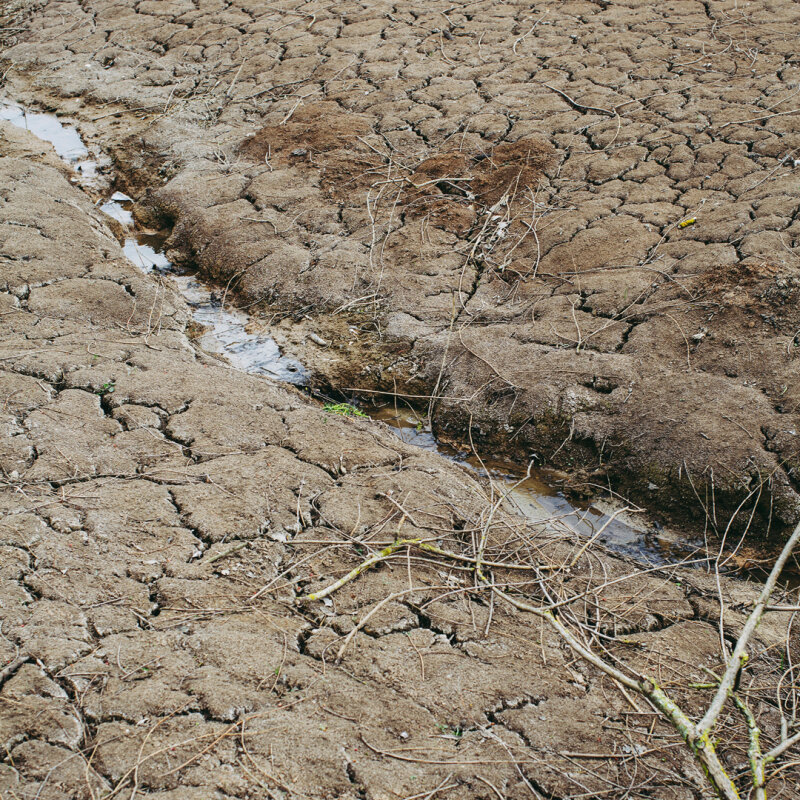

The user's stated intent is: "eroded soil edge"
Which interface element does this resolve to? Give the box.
[5,0,799,535]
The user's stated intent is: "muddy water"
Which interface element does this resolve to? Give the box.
[368,406,694,562]
[1,100,693,564]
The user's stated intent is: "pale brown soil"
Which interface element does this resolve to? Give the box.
[1,2,800,799]
[3,0,798,532]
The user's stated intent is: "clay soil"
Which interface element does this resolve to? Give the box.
[2,1,800,799]
[4,0,800,533]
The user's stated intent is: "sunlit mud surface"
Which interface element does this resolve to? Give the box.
[3,98,697,565]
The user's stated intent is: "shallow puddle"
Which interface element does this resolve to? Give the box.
[0,101,106,188]
[368,406,693,563]
[174,274,306,383]
[102,194,308,384]
[3,98,695,565]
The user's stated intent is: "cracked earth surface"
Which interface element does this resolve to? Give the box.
[3,0,800,529]
[1,1,800,798]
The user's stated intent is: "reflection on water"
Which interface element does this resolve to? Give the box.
[124,240,171,272]
[174,275,306,382]
[102,195,308,384]
[0,102,105,187]
[101,191,136,226]
[369,405,698,563]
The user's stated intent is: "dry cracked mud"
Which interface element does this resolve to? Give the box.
[3,0,800,532]
[1,1,800,799]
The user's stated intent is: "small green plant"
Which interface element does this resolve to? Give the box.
[98,381,115,394]
[323,402,367,418]
[435,723,462,737]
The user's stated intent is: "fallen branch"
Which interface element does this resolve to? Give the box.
[300,535,556,601]
[302,492,800,798]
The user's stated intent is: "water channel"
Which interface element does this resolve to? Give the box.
[1,99,701,567]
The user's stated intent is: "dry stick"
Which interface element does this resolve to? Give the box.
[662,312,692,369]
[475,775,506,800]
[301,532,408,601]
[91,105,158,121]
[235,760,282,800]
[204,541,247,564]
[716,107,800,129]
[766,759,800,783]
[512,11,548,54]
[359,735,538,766]
[159,720,244,779]
[249,547,336,600]
[339,388,479,402]
[457,329,522,390]
[490,585,741,800]
[427,294,458,425]
[336,586,421,662]
[697,524,800,732]
[732,692,767,800]
[456,199,499,308]
[402,773,456,800]
[124,701,193,800]
[567,507,633,568]
[763,729,800,764]
[225,58,246,97]
[301,536,556,602]
[108,714,275,800]
[698,520,800,736]
[407,630,426,682]
[542,83,615,117]
[0,654,30,687]
[467,421,530,581]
